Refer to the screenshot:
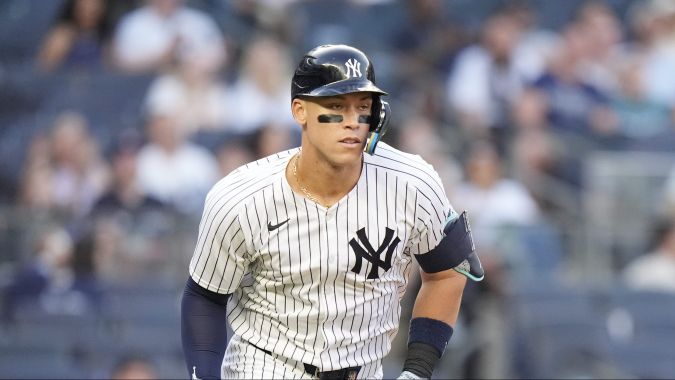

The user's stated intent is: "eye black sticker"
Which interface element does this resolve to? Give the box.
[318,114,343,123]
[317,115,371,123]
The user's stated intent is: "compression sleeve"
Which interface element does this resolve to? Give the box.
[181,277,231,380]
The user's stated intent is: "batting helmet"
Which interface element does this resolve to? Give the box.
[291,44,391,154]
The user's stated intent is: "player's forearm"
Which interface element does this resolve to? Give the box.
[412,268,467,325]
[399,269,466,379]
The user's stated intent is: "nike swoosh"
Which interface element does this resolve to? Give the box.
[267,219,290,231]
[292,80,310,89]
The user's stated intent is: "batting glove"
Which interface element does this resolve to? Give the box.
[396,370,425,379]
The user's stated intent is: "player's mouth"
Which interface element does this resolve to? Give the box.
[339,137,362,147]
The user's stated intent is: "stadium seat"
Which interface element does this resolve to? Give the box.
[39,70,155,147]
[510,281,611,378]
[0,0,64,64]
[604,289,675,378]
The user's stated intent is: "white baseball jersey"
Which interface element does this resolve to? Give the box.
[188,142,452,376]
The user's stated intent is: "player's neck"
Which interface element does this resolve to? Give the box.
[288,148,363,207]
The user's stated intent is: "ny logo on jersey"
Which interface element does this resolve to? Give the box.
[349,227,400,279]
[345,58,362,78]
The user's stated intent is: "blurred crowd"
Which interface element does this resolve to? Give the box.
[2,0,675,378]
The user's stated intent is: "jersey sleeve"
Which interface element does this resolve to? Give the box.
[188,184,252,294]
[406,165,453,259]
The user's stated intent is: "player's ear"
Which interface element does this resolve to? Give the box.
[292,98,308,125]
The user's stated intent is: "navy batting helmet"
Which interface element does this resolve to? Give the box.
[291,44,391,154]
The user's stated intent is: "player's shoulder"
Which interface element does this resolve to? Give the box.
[367,142,447,200]
[367,142,438,179]
[207,148,297,203]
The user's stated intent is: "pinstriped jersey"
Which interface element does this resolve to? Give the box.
[188,142,452,371]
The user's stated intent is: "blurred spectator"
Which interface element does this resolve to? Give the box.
[447,140,542,380]
[112,0,226,73]
[110,354,159,380]
[143,46,229,136]
[449,139,551,379]
[623,217,675,293]
[37,0,112,72]
[388,0,467,123]
[1,226,102,323]
[91,129,167,220]
[502,1,559,84]
[19,133,56,212]
[531,21,614,138]
[395,114,462,196]
[574,1,625,94]
[391,0,466,84]
[225,35,295,134]
[608,57,673,142]
[446,9,537,142]
[510,88,558,178]
[91,214,169,283]
[253,122,298,158]
[628,0,675,107]
[48,112,110,217]
[88,129,174,282]
[136,109,219,215]
[451,139,540,252]
[509,88,583,198]
[19,111,110,219]
[233,0,299,43]
[215,136,255,178]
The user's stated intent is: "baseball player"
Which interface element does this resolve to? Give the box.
[181,44,484,379]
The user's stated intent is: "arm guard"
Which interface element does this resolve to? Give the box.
[415,210,484,281]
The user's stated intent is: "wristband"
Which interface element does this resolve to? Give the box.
[408,317,453,356]
[402,318,454,378]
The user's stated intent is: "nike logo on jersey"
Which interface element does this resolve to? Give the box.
[268,219,290,231]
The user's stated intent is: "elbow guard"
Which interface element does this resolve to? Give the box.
[415,210,484,281]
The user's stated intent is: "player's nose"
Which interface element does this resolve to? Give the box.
[343,107,364,129]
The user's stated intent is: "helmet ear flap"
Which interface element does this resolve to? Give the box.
[365,99,391,155]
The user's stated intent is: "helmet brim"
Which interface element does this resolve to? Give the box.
[301,78,387,98]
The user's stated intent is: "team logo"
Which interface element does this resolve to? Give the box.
[349,227,400,279]
[345,58,362,78]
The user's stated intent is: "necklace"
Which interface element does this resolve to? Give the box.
[292,152,324,206]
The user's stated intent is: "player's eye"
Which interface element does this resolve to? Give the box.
[328,103,343,111]
[359,104,371,112]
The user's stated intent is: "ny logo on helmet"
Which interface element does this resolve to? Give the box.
[345,58,362,78]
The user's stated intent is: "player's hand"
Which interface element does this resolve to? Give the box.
[396,370,425,379]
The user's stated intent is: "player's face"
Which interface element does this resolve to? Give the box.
[295,92,372,166]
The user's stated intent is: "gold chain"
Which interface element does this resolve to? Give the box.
[292,152,324,206]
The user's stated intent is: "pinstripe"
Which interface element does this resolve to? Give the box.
[360,164,374,366]
[300,197,313,363]
[192,167,274,278]
[279,181,296,361]
[261,187,276,349]
[189,143,453,378]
